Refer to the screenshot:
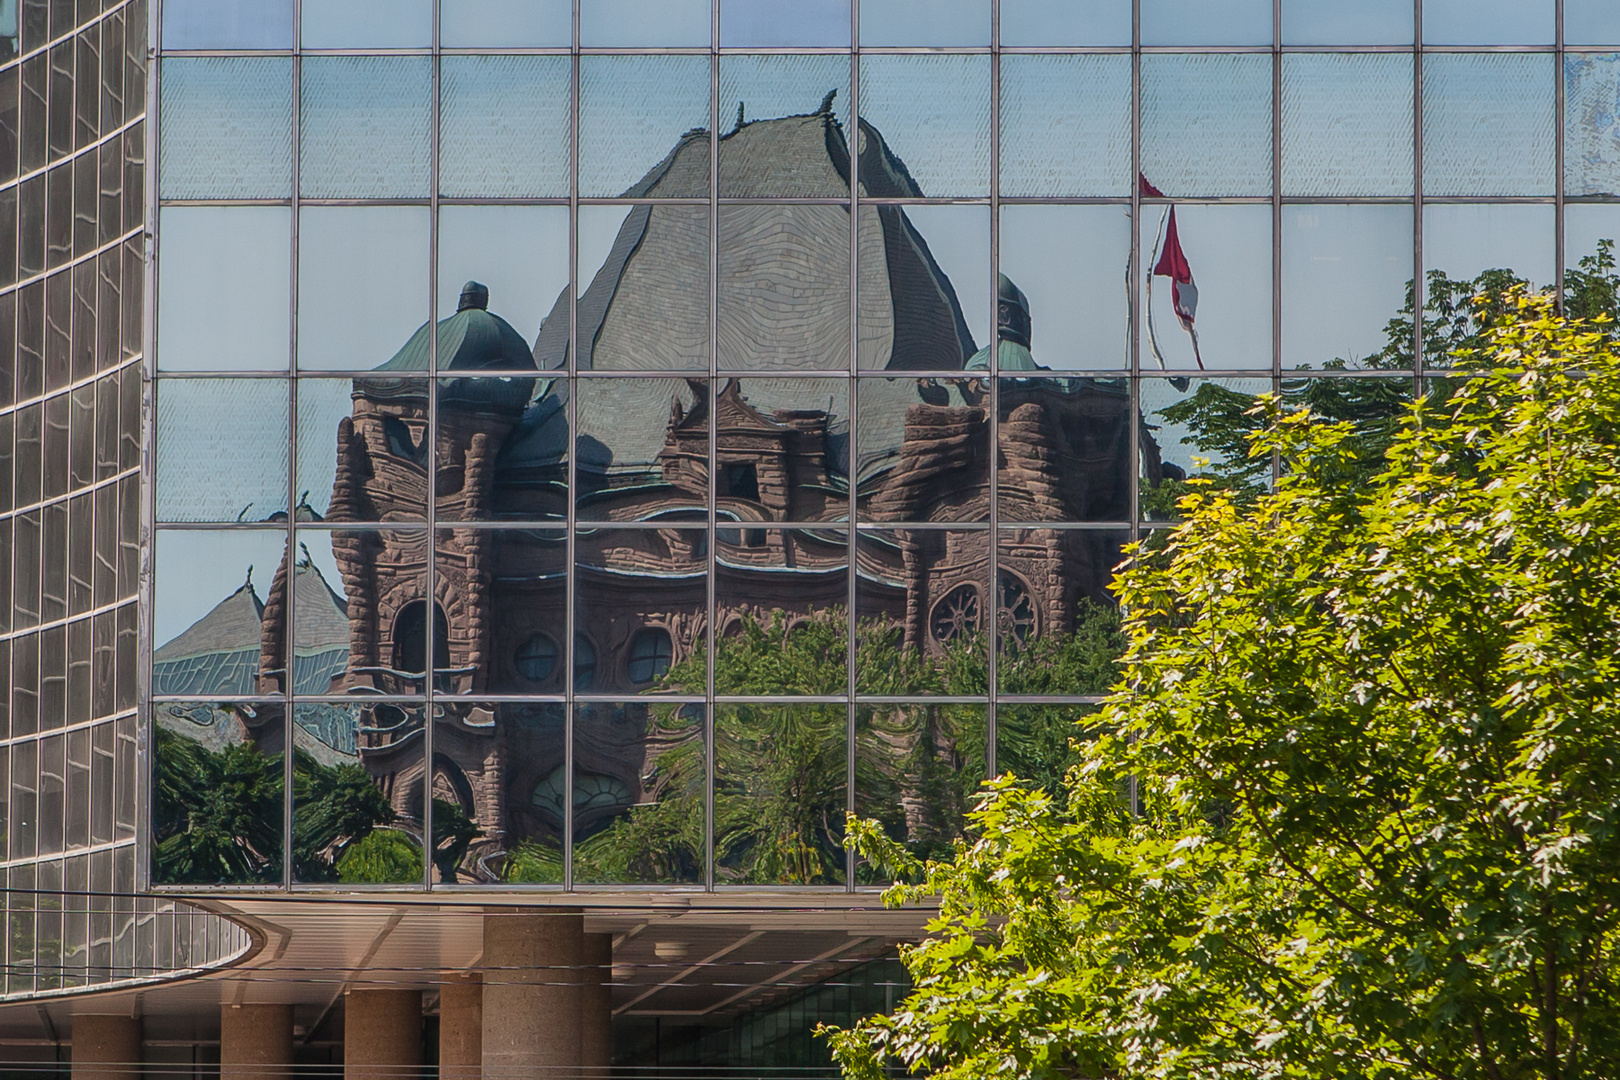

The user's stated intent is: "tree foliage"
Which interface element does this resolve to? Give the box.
[825,292,1620,1080]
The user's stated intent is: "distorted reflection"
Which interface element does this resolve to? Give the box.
[152,101,1166,882]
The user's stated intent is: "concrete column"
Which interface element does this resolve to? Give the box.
[481,908,582,1075]
[344,989,422,1080]
[71,1014,141,1080]
[581,934,614,1072]
[221,1004,294,1080]
[439,974,482,1080]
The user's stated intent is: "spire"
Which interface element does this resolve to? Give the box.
[818,88,837,116]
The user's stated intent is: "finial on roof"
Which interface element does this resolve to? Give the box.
[244,565,254,590]
[818,88,837,115]
[299,542,313,567]
[733,100,745,133]
[458,281,489,312]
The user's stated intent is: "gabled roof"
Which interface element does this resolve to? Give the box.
[155,580,264,663]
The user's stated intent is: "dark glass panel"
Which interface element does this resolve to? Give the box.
[10,740,37,860]
[292,701,423,885]
[998,377,1131,523]
[854,703,984,880]
[856,377,990,524]
[716,378,848,523]
[715,528,849,696]
[574,528,708,697]
[37,732,64,855]
[575,378,706,521]
[152,701,284,885]
[571,702,705,886]
[854,528,988,695]
[1138,376,1273,522]
[716,703,846,885]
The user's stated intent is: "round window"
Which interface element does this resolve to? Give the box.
[514,634,558,683]
[627,627,674,684]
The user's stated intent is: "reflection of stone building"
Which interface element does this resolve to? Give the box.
[155,107,1143,881]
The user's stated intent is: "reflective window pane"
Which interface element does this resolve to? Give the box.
[1282,204,1413,372]
[440,0,571,48]
[1278,376,1415,480]
[438,205,568,364]
[577,378,707,520]
[575,528,707,696]
[997,703,1098,798]
[855,703,983,876]
[858,378,989,523]
[301,0,433,48]
[153,702,284,885]
[1422,54,1555,197]
[1139,377,1273,520]
[300,57,431,199]
[572,702,704,885]
[1422,203,1555,365]
[296,377,429,524]
[579,56,710,199]
[434,375,546,523]
[719,205,850,370]
[294,528,429,696]
[440,57,571,199]
[722,0,850,47]
[153,530,286,697]
[859,55,991,198]
[856,528,988,694]
[1565,204,1620,273]
[717,704,846,885]
[1569,1,1620,46]
[716,529,849,695]
[297,207,430,371]
[581,0,710,46]
[1281,0,1411,45]
[1423,0,1553,46]
[460,533,568,694]
[999,205,1131,371]
[1141,54,1272,197]
[158,58,292,200]
[293,702,423,884]
[718,54,852,198]
[162,0,294,50]
[1138,204,1273,372]
[157,207,290,373]
[1281,54,1413,198]
[718,379,849,523]
[995,531,1126,693]
[156,379,290,524]
[997,380,1132,522]
[1000,55,1131,198]
[571,205,710,371]
[1000,0,1130,47]
[859,0,989,47]
[1142,0,1271,46]
[1567,54,1620,197]
[488,703,567,884]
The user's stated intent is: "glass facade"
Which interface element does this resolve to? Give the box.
[144,1,1601,892]
[0,0,250,998]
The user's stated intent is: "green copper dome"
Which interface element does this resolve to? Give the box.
[357,282,537,412]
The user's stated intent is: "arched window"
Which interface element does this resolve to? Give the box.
[574,634,597,691]
[392,600,450,690]
[627,627,673,684]
[514,634,558,683]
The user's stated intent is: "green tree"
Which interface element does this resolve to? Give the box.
[826,292,1620,1080]
[153,724,284,885]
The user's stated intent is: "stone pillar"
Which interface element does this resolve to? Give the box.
[481,908,582,1075]
[581,934,614,1072]
[439,974,482,1080]
[221,1004,294,1080]
[71,1014,141,1080]
[344,989,422,1080]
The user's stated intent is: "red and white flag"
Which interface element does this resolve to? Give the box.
[1152,206,1204,370]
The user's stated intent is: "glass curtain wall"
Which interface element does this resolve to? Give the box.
[0,0,251,998]
[148,0,1606,892]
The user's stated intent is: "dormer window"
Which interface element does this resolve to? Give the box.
[721,462,759,501]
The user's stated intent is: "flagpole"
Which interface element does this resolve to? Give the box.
[1145,203,1172,372]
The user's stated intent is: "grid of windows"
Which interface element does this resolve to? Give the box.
[147,0,1618,892]
[0,0,252,997]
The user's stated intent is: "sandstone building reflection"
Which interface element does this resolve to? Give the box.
[153,105,1146,884]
